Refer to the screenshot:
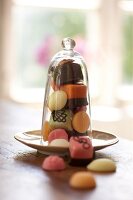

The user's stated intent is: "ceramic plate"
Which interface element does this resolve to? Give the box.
[14,130,119,155]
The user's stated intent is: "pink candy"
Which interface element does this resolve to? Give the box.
[42,155,66,171]
[69,136,93,159]
[48,129,68,143]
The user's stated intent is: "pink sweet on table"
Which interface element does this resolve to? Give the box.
[42,155,66,171]
[69,136,93,159]
[48,129,68,143]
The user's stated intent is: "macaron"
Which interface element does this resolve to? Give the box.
[48,90,67,111]
[69,171,96,189]
[48,129,68,143]
[72,111,90,133]
[87,158,116,172]
[42,155,66,171]
[49,139,69,148]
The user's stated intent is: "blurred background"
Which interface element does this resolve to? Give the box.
[0,0,133,139]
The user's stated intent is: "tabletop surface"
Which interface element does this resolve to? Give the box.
[0,100,133,200]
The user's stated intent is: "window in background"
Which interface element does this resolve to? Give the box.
[9,0,133,104]
[123,15,133,84]
[12,7,87,89]
[11,1,100,103]
[118,0,133,102]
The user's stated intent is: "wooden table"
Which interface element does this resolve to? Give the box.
[0,100,133,200]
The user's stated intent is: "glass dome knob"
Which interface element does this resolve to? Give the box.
[61,37,76,50]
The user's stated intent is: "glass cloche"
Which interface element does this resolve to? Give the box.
[41,38,92,144]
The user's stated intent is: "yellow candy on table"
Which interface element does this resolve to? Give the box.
[69,171,96,190]
[48,90,67,111]
[87,158,116,172]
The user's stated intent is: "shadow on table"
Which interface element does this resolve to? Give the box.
[14,150,45,167]
[14,149,116,170]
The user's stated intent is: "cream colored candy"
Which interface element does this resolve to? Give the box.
[69,171,96,190]
[87,158,116,172]
[48,90,67,111]
[49,139,69,148]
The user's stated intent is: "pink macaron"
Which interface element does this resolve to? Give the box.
[42,155,66,171]
[48,129,68,143]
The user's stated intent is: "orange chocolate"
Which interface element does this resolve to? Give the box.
[42,121,53,141]
[60,84,87,99]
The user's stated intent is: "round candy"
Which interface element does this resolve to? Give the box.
[48,90,67,111]
[69,171,96,189]
[42,155,66,171]
[72,111,90,133]
[42,121,52,141]
[49,139,69,148]
[87,158,116,172]
[48,129,68,143]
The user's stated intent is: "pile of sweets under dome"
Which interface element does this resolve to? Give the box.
[42,59,91,140]
[41,38,93,165]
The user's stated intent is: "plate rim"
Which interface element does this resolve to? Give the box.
[14,129,119,153]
